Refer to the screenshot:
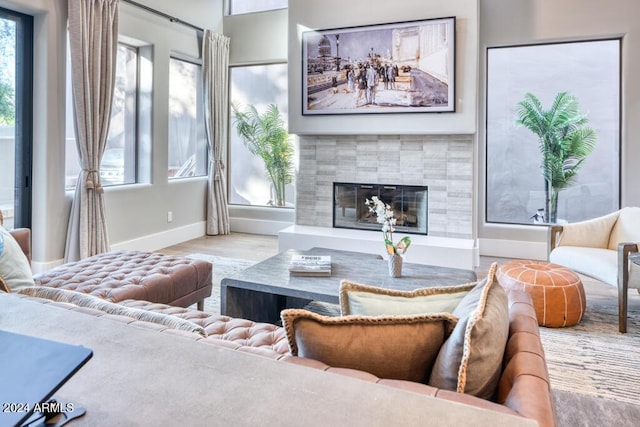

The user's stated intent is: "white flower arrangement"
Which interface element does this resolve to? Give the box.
[365,196,411,255]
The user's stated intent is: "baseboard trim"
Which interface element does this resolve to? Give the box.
[479,238,547,261]
[110,221,206,253]
[32,222,206,273]
[35,224,546,274]
[31,259,64,275]
[230,217,292,236]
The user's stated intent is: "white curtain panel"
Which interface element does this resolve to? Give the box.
[65,0,119,262]
[202,30,231,235]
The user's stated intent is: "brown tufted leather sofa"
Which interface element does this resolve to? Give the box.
[35,290,555,426]
[17,288,556,426]
[118,299,290,358]
[6,222,555,426]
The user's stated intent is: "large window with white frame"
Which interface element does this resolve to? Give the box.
[65,42,141,189]
[168,56,207,179]
[229,62,293,208]
[227,0,287,15]
[485,39,620,225]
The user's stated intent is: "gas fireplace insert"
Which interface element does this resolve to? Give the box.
[333,182,428,235]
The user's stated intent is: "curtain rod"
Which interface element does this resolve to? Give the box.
[122,0,204,33]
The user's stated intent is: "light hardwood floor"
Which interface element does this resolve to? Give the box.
[160,232,639,311]
[160,232,280,262]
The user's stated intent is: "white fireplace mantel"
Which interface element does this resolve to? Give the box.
[278,225,478,270]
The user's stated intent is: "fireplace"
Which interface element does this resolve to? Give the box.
[333,182,428,235]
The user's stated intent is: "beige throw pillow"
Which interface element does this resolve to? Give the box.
[0,225,35,293]
[428,263,509,399]
[340,280,475,316]
[281,309,458,383]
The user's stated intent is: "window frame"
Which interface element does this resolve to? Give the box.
[167,54,208,180]
[0,7,33,228]
[227,61,293,209]
[65,40,146,190]
[484,38,622,226]
[226,0,288,16]
[104,41,140,187]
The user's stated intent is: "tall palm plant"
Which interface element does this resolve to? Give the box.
[516,92,596,223]
[232,103,294,207]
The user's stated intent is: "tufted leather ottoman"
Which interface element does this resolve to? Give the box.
[496,259,586,327]
[33,250,212,310]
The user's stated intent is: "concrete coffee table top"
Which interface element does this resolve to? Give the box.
[221,247,477,322]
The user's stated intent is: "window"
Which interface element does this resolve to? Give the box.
[103,43,138,186]
[229,63,293,207]
[228,0,287,15]
[485,39,621,225]
[0,8,32,229]
[66,43,140,189]
[168,57,207,179]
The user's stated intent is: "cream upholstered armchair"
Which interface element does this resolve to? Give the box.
[548,207,640,333]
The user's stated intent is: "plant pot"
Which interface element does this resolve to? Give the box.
[388,254,403,278]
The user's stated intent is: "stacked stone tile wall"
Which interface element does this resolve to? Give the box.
[296,134,474,239]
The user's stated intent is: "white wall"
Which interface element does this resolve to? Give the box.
[288,0,479,136]
[106,1,217,247]
[107,0,223,256]
[478,0,640,259]
[224,8,287,65]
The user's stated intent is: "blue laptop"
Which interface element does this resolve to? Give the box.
[0,330,93,427]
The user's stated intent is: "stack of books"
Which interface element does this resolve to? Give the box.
[288,255,332,277]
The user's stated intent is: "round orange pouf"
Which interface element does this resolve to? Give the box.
[496,260,586,327]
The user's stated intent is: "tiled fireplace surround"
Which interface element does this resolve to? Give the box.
[295,134,474,239]
[278,134,477,268]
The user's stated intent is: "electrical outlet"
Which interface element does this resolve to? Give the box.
[167,211,173,223]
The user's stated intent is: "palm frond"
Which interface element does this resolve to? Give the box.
[232,102,294,206]
[516,91,597,221]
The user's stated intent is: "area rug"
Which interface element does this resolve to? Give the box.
[186,253,256,315]
[539,305,640,406]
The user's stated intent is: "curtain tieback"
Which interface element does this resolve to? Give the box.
[83,169,104,194]
[214,159,225,181]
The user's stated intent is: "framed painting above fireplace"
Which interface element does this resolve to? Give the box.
[302,17,456,115]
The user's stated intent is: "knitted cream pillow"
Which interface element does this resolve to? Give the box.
[340,280,476,316]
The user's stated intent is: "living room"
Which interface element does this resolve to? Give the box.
[1,0,639,426]
[0,0,636,271]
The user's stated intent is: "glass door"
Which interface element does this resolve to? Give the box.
[0,8,33,229]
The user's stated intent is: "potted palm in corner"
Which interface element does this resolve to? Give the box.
[232,103,294,207]
[516,91,597,223]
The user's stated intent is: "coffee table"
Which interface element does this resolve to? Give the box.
[220,247,477,323]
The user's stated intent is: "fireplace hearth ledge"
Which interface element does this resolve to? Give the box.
[278,225,478,270]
